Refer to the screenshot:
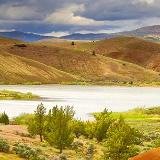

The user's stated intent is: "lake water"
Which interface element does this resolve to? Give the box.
[0,85,160,120]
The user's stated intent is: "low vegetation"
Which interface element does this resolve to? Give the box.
[0,90,40,100]
[0,105,160,159]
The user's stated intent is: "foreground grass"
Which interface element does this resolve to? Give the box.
[0,90,40,100]
[0,153,23,160]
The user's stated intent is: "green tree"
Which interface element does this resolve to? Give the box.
[84,121,96,139]
[94,109,113,142]
[45,106,74,153]
[71,120,86,138]
[28,103,46,142]
[104,116,142,160]
[0,112,9,125]
[71,41,75,46]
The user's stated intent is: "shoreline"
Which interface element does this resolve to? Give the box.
[0,81,160,87]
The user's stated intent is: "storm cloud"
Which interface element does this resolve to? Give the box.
[0,0,159,36]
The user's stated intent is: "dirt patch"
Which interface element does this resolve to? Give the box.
[0,125,38,144]
[130,148,160,160]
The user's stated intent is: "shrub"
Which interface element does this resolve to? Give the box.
[86,144,95,160]
[31,155,48,160]
[104,117,141,160]
[152,138,160,148]
[92,50,96,56]
[94,109,113,142]
[84,121,95,139]
[13,142,42,160]
[14,44,27,48]
[13,113,33,125]
[59,153,67,160]
[71,41,75,46]
[145,106,160,115]
[0,112,9,125]
[71,140,83,150]
[0,138,10,153]
[71,120,86,138]
[144,132,160,142]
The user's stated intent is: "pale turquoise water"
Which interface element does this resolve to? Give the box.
[0,85,160,120]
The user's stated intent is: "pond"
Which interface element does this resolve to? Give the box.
[0,85,160,120]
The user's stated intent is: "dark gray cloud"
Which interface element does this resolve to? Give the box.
[0,0,159,35]
[82,0,160,20]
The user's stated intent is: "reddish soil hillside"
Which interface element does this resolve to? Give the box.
[130,148,160,160]
[3,42,160,82]
[39,36,160,72]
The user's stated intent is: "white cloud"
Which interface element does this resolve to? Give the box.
[45,4,105,26]
[0,29,15,32]
[133,0,155,5]
[68,17,160,34]
[44,31,69,37]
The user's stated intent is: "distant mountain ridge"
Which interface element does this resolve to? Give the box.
[1,25,160,41]
[119,25,160,36]
[0,31,54,42]
[61,33,114,40]
[60,25,160,40]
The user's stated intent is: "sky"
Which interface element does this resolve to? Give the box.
[0,0,160,36]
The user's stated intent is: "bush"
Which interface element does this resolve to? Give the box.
[13,142,45,160]
[0,138,10,153]
[86,144,95,160]
[104,117,141,160]
[71,140,83,150]
[0,112,9,125]
[92,50,96,56]
[84,121,95,139]
[13,114,33,125]
[71,120,86,138]
[71,41,75,46]
[145,106,160,115]
[144,132,160,142]
[59,153,67,160]
[31,155,48,160]
[14,44,27,48]
[152,137,160,148]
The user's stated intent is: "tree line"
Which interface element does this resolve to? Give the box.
[27,103,142,160]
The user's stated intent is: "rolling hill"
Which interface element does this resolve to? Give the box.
[2,39,160,83]
[92,37,160,72]
[0,36,160,84]
[49,36,160,72]
[0,46,76,84]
